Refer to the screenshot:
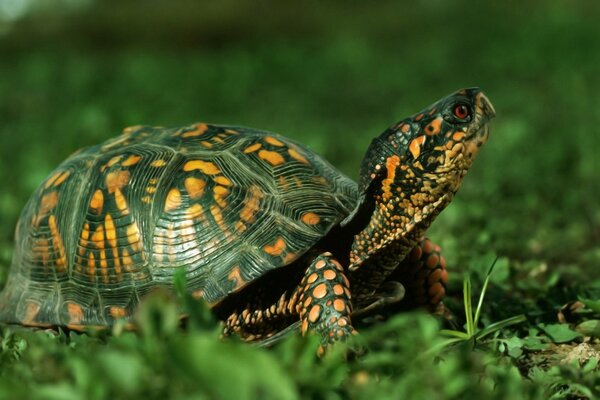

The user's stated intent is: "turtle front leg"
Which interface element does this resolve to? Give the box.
[296,252,356,345]
[222,251,355,347]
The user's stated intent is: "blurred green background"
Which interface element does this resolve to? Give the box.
[1,1,600,398]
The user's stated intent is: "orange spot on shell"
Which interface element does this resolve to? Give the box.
[91,224,105,249]
[192,290,204,299]
[67,302,84,324]
[164,188,182,212]
[264,237,286,257]
[184,177,206,199]
[110,306,127,319]
[301,212,320,225]
[53,171,71,187]
[288,148,309,164]
[39,191,59,216]
[48,215,67,270]
[183,160,221,175]
[240,186,263,222]
[228,266,246,290]
[122,154,142,167]
[150,159,167,167]
[312,283,328,299]
[243,143,262,153]
[105,214,117,248]
[428,282,444,297]
[114,189,129,213]
[182,123,209,138]
[409,136,426,159]
[213,185,230,208]
[314,259,327,270]
[213,176,232,186]
[264,136,284,146]
[89,189,104,214]
[258,150,285,166]
[105,170,131,194]
[22,302,41,325]
[426,254,440,269]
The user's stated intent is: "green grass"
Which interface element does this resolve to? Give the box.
[1,0,600,398]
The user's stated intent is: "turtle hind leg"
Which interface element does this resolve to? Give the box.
[388,237,449,312]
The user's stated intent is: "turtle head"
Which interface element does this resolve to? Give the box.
[347,88,495,268]
[358,87,495,202]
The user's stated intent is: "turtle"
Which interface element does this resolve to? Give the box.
[0,87,495,346]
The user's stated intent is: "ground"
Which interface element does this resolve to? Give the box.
[0,0,599,399]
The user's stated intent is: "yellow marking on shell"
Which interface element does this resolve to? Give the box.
[301,212,320,225]
[114,189,129,213]
[122,248,133,271]
[210,205,228,233]
[150,159,167,167]
[99,249,108,282]
[107,156,122,168]
[87,252,96,278]
[264,136,284,146]
[53,171,71,187]
[183,160,221,175]
[409,136,426,160]
[110,306,127,319]
[425,118,442,136]
[414,113,424,122]
[91,224,105,249]
[264,237,286,257]
[201,141,213,148]
[452,131,466,141]
[258,150,285,166]
[192,290,204,299]
[89,189,104,214]
[381,155,400,202]
[146,186,156,194]
[67,302,84,324]
[45,171,62,188]
[213,137,226,145]
[122,154,142,167]
[123,125,142,135]
[33,238,50,266]
[214,176,232,186]
[181,123,209,138]
[228,266,246,290]
[288,148,309,164]
[184,177,206,199]
[187,203,205,220]
[126,223,143,251]
[48,215,67,270]
[105,170,131,194]
[240,186,263,222]
[22,302,41,325]
[164,188,182,212]
[39,191,59,219]
[104,214,117,248]
[283,252,297,263]
[243,143,262,153]
[213,185,230,208]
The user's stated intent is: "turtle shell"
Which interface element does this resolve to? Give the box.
[0,123,358,327]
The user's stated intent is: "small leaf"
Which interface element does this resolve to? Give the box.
[540,323,582,343]
[575,320,600,338]
[504,336,524,358]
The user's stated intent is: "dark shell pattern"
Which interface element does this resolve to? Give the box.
[0,123,358,327]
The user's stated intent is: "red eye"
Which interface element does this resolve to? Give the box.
[453,104,469,120]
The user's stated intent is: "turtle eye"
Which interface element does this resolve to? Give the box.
[453,104,470,121]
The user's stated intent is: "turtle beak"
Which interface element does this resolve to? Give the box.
[476,92,496,120]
